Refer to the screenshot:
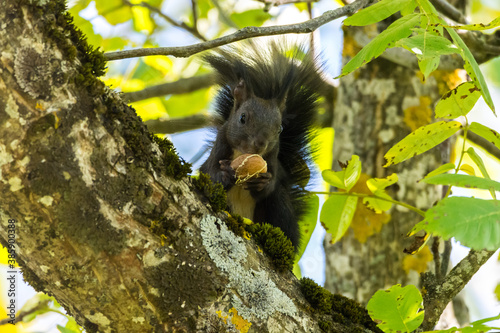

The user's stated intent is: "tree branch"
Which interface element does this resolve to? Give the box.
[144,114,211,134]
[104,0,373,61]
[462,131,500,161]
[422,249,496,330]
[431,0,468,24]
[122,74,215,102]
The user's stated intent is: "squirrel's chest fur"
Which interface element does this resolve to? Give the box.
[226,186,256,220]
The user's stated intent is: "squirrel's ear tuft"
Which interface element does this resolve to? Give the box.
[233,79,253,105]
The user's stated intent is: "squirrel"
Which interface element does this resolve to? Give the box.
[200,43,324,249]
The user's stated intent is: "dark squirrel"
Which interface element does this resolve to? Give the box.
[200,44,324,249]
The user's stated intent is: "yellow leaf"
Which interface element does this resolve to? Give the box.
[144,56,173,76]
[312,127,334,173]
[459,164,475,176]
[130,98,167,121]
[132,6,154,34]
[384,121,462,167]
[402,245,433,274]
[349,174,391,243]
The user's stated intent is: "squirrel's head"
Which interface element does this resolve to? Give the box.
[226,79,284,156]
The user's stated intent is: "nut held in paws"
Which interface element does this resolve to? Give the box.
[230,154,267,184]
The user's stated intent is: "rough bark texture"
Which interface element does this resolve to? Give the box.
[0,1,376,332]
[324,23,460,302]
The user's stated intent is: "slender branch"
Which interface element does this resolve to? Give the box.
[422,249,496,330]
[144,114,211,134]
[124,0,207,41]
[104,0,373,61]
[191,0,199,32]
[440,239,452,278]
[313,191,426,217]
[462,130,500,161]
[122,74,215,102]
[430,0,468,24]
[431,237,442,281]
[0,299,51,325]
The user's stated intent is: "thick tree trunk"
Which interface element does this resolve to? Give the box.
[0,1,371,332]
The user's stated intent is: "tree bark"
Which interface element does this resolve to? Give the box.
[0,1,372,332]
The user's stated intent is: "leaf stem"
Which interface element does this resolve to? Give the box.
[313,191,426,217]
[445,117,469,197]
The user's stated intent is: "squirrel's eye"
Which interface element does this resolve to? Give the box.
[240,113,246,124]
[278,125,283,134]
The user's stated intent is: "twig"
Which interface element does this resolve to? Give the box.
[421,249,496,330]
[191,0,199,33]
[104,0,373,61]
[431,237,442,281]
[0,300,51,325]
[440,239,452,278]
[124,0,207,41]
[313,191,426,217]
[122,74,215,102]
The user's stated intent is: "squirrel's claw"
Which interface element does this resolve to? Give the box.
[244,172,272,191]
[219,160,235,186]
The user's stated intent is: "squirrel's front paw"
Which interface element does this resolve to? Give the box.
[219,160,236,186]
[243,172,272,192]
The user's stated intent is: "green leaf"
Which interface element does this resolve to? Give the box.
[322,169,346,190]
[396,34,459,59]
[344,0,414,26]
[96,0,132,25]
[101,37,128,51]
[367,173,398,191]
[69,6,103,48]
[367,284,424,333]
[412,197,500,250]
[65,316,83,332]
[339,14,421,78]
[435,82,481,119]
[445,27,496,114]
[58,325,79,333]
[364,174,398,213]
[384,121,462,167]
[418,56,440,79]
[466,147,496,199]
[320,195,357,244]
[415,0,439,16]
[424,163,455,178]
[345,155,361,191]
[422,173,500,192]
[363,191,393,213]
[469,122,500,152]
[163,88,210,118]
[295,195,320,262]
[442,17,500,31]
[400,0,417,16]
[230,9,272,29]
